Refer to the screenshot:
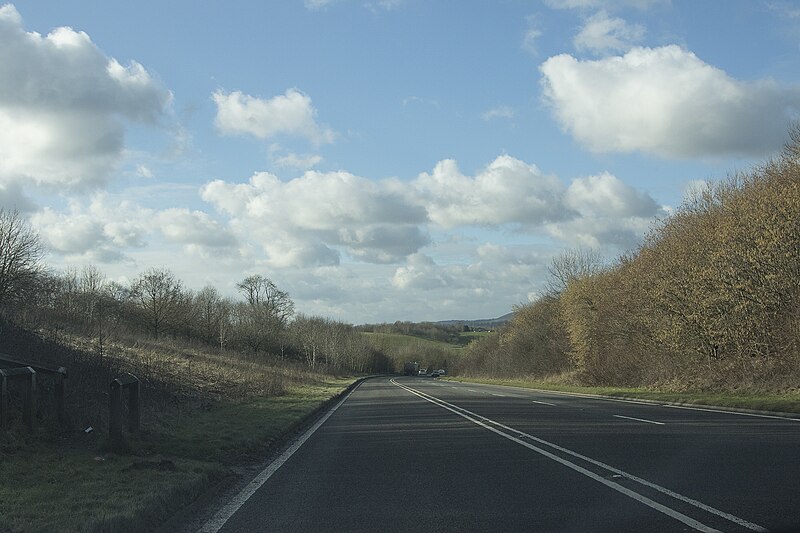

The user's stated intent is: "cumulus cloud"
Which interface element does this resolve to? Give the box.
[201,170,428,267]
[32,195,238,263]
[547,172,665,249]
[564,171,659,217]
[199,154,664,269]
[411,155,566,228]
[0,5,172,189]
[574,11,644,53]
[213,89,335,145]
[391,253,452,290]
[156,208,238,250]
[540,45,800,157]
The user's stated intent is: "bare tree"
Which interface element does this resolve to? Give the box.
[191,285,227,346]
[230,275,295,355]
[130,267,183,339]
[0,210,44,309]
[544,248,605,297]
[236,274,294,325]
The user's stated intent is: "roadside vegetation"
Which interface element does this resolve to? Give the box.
[0,213,385,532]
[456,127,800,397]
[359,322,491,372]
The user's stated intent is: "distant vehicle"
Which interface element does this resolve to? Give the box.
[419,368,427,375]
[437,369,446,375]
[430,371,441,378]
[403,362,420,376]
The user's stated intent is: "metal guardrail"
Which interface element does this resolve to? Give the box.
[0,366,36,429]
[0,355,68,429]
[109,373,140,451]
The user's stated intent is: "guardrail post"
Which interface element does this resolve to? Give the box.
[54,367,67,427]
[0,371,7,427]
[23,369,36,430]
[109,373,140,451]
[128,379,140,434]
[0,367,36,430]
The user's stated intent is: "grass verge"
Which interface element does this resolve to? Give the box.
[445,376,800,414]
[0,378,357,533]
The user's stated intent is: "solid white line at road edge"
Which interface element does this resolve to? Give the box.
[391,379,768,533]
[198,381,364,533]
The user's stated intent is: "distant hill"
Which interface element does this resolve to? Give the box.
[435,312,514,330]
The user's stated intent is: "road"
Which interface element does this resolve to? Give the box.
[198,376,800,532]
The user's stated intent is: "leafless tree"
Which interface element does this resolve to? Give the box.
[0,209,45,309]
[544,248,605,297]
[130,267,184,339]
[236,274,295,326]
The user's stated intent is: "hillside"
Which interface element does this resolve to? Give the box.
[435,312,515,330]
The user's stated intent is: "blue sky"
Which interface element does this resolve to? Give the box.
[3,0,800,323]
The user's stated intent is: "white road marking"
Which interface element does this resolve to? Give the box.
[391,379,767,533]
[467,389,478,393]
[662,404,800,422]
[198,382,364,533]
[614,414,665,426]
[491,393,506,397]
[532,400,557,407]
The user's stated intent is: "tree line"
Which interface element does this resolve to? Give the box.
[0,218,390,375]
[458,127,800,391]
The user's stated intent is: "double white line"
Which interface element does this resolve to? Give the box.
[391,379,767,533]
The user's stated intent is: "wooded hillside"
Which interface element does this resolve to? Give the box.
[458,127,800,391]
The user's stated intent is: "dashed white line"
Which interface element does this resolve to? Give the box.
[614,414,665,426]
[532,400,557,407]
[391,378,767,533]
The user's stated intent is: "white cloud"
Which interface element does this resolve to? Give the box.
[564,172,659,217]
[272,152,323,170]
[482,106,515,121]
[540,45,800,158]
[156,208,238,251]
[546,0,668,10]
[32,195,238,263]
[212,89,335,145]
[136,164,154,179]
[411,155,566,228]
[574,10,645,54]
[522,15,543,55]
[391,253,452,290]
[201,170,428,267]
[197,155,661,270]
[304,0,337,10]
[0,5,172,189]
[547,172,665,249]
[365,0,405,12]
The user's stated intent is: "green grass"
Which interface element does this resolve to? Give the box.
[363,332,460,351]
[0,378,357,533]
[363,331,488,350]
[446,376,800,414]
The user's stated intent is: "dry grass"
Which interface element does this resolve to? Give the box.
[0,317,360,532]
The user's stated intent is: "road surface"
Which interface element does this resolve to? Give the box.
[198,376,800,532]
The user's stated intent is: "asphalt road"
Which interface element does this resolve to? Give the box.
[199,376,800,532]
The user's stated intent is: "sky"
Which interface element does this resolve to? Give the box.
[2,0,800,324]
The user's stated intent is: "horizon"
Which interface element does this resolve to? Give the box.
[2,1,799,323]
